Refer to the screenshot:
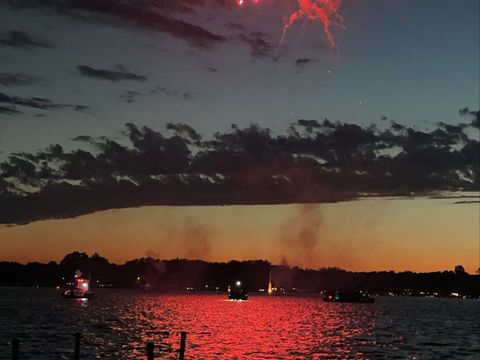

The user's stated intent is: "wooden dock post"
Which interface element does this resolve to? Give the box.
[146,341,154,360]
[179,332,187,360]
[12,338,19,360]
[74,333,81,360]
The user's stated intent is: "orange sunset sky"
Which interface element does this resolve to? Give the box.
[1,197,478,273]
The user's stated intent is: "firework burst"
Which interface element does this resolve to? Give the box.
[238,0,345,52]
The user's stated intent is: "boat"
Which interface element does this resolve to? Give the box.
[228,281,248,300]
[322,290,374,303]
[63,273,94,299]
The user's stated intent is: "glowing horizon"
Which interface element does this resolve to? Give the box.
[1,197,478,273]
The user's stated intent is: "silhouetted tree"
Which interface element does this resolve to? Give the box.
[454,265,466,275]
[59,251,90,277]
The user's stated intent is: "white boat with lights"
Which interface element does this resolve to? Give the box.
[63,273,94,299]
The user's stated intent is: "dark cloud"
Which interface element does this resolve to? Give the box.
[459,107,480,128]
[154,0,235,12]
[438,121,468,133]
[239,31,276,59]
[0,116,478,224]
[150,86,194,100]
[166,123,202,144]
[206,66,219,73]
[0,73,44,87]
[0,30,52,49]
[0,92,62,110]
[390,121,406,132]
[0,91,90,114]
[120,90,142,103]
[473,118,480,129]
[225,22,247,31]
[77,65,147,82]
[294,119,336,133]
[72,135,94,143]
[295,58,318,72]
[0,105,21,115]
[5,0,225,49]
[72,105,92,112]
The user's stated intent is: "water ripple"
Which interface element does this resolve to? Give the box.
[0,289,478,359]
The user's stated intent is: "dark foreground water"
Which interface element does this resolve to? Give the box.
[0,288,478,359]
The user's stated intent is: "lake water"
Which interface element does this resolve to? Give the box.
[0,288,478,359]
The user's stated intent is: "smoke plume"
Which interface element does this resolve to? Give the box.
[180,217,212,260]
[280,204,323,268]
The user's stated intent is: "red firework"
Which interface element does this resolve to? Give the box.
[281,0,344,51]
[238,0,345,52]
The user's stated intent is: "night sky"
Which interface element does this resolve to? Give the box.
[0,0,479,271]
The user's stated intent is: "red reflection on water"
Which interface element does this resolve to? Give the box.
[130,294,376,359]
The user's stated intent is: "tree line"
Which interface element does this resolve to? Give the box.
[0,252,478,297]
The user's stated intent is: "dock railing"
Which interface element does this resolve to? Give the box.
[11,331,188,359]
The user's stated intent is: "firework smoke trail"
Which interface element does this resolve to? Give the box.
[281,0,345,52]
